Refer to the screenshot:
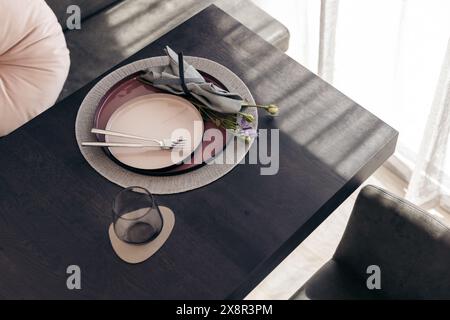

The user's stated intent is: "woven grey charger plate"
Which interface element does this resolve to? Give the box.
[75,56,257,194]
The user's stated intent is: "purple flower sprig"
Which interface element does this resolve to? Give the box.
[185,97,279,143]
[230,127,258,143]
[228,116,258,143]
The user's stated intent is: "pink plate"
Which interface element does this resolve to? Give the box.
[94,71,229,175]
[105,94,204,170]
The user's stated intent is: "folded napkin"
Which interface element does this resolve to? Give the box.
[140,46,243,114]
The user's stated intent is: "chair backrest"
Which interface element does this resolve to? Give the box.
[45,0,121,31]
[334,185,450,299]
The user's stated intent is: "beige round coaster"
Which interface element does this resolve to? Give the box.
[108,206,175,264]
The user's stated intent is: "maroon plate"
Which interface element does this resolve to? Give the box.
[94,71,230,175]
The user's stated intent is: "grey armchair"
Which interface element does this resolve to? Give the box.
[291,185,450,300]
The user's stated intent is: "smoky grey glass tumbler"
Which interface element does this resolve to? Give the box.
[112,187,163,244]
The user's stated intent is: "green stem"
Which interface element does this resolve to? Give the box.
[242,104,268,109]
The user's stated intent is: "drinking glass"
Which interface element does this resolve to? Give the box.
[112,186,163,244]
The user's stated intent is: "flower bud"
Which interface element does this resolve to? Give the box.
[267,104,279,116]
[240,112,255,123]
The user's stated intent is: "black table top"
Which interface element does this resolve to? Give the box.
[0,5,397,299]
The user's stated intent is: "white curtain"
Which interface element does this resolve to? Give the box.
[406,39,450,209]
[318,0,339,82]
[254,0,450,210]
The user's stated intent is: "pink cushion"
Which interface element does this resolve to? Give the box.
[0,0,70,136]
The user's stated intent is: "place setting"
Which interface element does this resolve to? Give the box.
[75,46,278,263]
[75,46,271,195]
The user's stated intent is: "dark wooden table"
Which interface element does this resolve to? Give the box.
[0,5,397,299]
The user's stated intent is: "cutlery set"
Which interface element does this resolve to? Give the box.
[82,128,186,150]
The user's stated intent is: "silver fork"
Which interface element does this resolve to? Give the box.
[80,141,187,149]
[83,128,186,150]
